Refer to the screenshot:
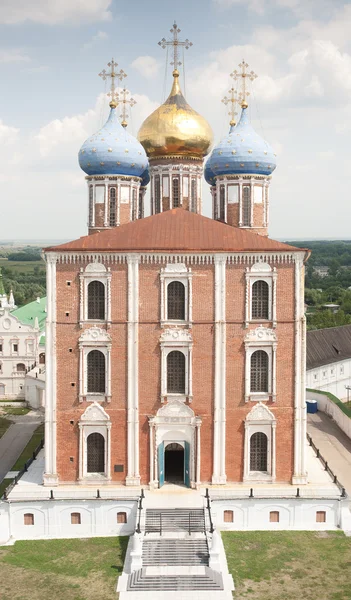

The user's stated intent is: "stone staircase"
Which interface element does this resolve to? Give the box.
[145,508,206,533]
[128,566,223,591]
[127,507,224,592]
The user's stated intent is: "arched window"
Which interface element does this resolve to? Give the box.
[172,177,180,208]
[154,175,161,213]
[242,186,251,226]
[250,432,268,471]
[109,187,117,227]
[16,363,25,373]
[167,351,185,394]
[39,353,45,365]
[87,281,105,320]
[250,350,268,393]
[87,432,105,473]
[219,185,225,221]
[87,350,105,394]
[167,281,185,320]
[252,280,269,319]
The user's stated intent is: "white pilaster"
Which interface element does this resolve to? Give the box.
[43,253,58,486]
[126,254,141,486]
[212,254,227,484]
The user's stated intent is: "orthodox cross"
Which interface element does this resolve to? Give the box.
[222,86,239,127]
[158,22,193,71]
[119,87,137,128]
[99,59,126,107]
[231,60,257,108]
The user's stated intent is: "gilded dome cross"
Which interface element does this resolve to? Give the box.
[222,86,239,127]
[99,59,127,108]
[119,87,137,128]
[231,60,257,108]
[158,22,193,72]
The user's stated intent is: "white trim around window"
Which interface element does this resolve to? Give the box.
[79,262,112,326]
[160,328,193,403]
[245,262,277,328]
[244,326,277,402]
[160,263,192,326]
[78,327,112,403]
[243,402,276,482]
[78,402,111,481]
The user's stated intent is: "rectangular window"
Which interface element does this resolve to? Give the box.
[0,344,2,353]
[172,177,180,208]
[71,512,81,525]
[224,510,234,523]
[95,186,104,204]
[270,511,279,523]
[254,185,263,203]
[117,512,127,524]
[219,185,225,221]
[24,513,34,526]
[120,186,129,203]
[13,344,18,353]
[154,175,161,214]
[109,187,117,227]
[340,366,344,375]
[242,186,251,226]
[228,185,238,204]
[89,186,94,224]
[316,511,326,523]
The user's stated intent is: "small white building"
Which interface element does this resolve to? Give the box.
[0,292,46,402]
[306,325,351,400]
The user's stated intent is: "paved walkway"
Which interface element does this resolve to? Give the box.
[307,411,351,495]
[0,417,42,482]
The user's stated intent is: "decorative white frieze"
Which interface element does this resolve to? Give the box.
[245,401,275,422]
[80,402,110,423]
[79,326,112,345]
[245,325,277,345]
[160,328,193,344]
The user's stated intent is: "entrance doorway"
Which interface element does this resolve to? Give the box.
[165,443,184,483]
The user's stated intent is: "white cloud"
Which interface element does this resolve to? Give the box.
[0,0,112,25]
[0,49,30,63]
[131,56,161,79]
[0,120,20,144]
[83,30,109,50]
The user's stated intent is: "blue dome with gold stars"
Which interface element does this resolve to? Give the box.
[79,106,148,178]
[205,107,276,183]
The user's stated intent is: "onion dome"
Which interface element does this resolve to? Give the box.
[140,168,150,187]
[79,106,148,178]
[138,70,213,159]
[205,107,276,183]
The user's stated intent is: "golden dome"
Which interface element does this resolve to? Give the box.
[138,70,213,159]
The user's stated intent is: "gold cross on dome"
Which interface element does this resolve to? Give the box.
[99,59,127,107]
[222,86,239,126]
[231,60,257,108]
[158,22,193,72]
[119,87,137,128]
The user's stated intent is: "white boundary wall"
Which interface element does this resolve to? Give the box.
[306,358,351,400]
[306,390,351,439]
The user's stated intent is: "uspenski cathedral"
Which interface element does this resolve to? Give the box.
[42,23,309,491]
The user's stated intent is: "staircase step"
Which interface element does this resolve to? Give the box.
[128,568,223,591]
[145,508,206,533]
[142,539,209,566]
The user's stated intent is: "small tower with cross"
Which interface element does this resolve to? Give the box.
[78,59,149,232]
[205,61,277,236]
[138,23,213,215]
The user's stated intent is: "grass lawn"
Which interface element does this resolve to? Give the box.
[0,536,128,600]
[0,259,44,273]
[2,408,30,416]
[12,423,44,471]
[0,415,11,439]
[222,530,351,600]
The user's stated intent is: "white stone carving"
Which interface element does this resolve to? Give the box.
[85,262,106,273]
[80,402,110,423]
[163,263,188,274]
[245,325,277,344]
[157,400,195,419]
[160,328,193,343]
[245,402,275,422]
[250,261,272,273]
[79,326,111,344]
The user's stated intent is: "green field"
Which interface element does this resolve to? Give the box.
[0,259,45,274]
[0,537,128,600]
[222,530,351,599]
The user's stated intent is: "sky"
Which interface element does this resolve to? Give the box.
[0,0,350,241]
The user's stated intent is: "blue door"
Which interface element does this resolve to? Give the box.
[184,441,190,488]
[158,442,165,488]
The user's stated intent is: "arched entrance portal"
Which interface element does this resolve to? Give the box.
[165,442,184,483]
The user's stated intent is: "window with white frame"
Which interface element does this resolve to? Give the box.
[78,402,111,480]
[244,326,277,402]
[160,264,192,325]
[245,262,277,327]
[80,262,111,324]
[244,402,276,482]
[79,327,112,402]
[160,329,193,402]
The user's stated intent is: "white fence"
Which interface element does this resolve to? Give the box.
[306,390,351,439]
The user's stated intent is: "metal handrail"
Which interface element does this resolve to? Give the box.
[135,488,145,534]
[205,488,215,533]
[307,433,347,497]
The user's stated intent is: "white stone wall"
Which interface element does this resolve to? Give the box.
[306,390,351,439]
[25,368,45,409]
[0,309,41,400]
[306,358,351,400]
[0,499,137,544]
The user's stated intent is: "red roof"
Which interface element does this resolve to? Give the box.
[45,209,306,254]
